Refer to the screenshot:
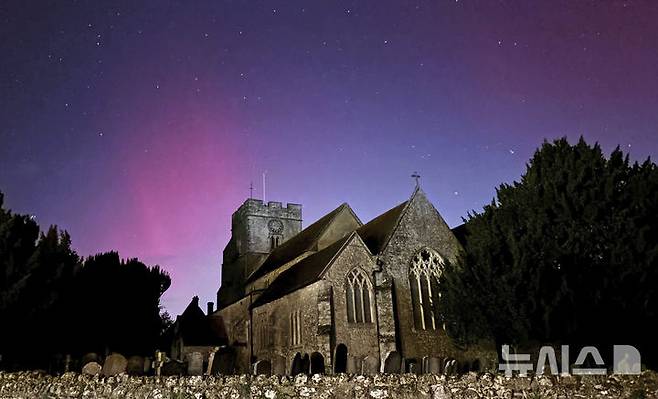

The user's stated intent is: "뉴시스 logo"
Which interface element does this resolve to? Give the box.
[499,345,641,377]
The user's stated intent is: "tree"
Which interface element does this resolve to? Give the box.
[0,191,172,370]
[69,252,171,356]
[439,137,658,367]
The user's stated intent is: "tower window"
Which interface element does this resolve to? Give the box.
[409,248,444,330]
[270,235,282,249]
[345,268,374,323]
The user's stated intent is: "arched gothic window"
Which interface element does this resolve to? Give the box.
[345,268,374,323]
[290,310,302,346]
[409,248,444,330]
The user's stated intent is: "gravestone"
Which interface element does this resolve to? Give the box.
[444,359,457,376]
[81,353,99,367]
[384,352,402,374]
[254,360,272,375]
[162,359,187,376]
[154,351,165,377]
[187,352,204,376]
[346,356,359,374]
[212,350,236,375]
[102,354,127,376]
[206,348,219,375]
[428,357,441,374]
[362,356,380,375]
[82,361,102,376]
[407,361,419,374]
[143,357,152,374]
[272,355,286,375]
[64,354,72,372]
[127,356,145,376]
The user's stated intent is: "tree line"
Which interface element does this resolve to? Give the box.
[0,194,171,371]
[439,137,658,369]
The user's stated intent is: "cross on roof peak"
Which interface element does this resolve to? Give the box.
[411,172,421,187]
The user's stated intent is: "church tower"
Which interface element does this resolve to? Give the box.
[217,199,302,308]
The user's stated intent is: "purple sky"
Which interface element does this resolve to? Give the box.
[1,1,658,316]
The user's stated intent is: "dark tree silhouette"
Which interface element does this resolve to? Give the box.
[0,192,171,371]
[439,137,658,367]
[69,252,171,356]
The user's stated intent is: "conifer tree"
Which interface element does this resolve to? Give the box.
[439,137,658,367]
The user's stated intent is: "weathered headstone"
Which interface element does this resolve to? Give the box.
[102,354,127,376]
[64,354,72,372]
[81,353,100,367]
[154,351,165,377]
[206,347,218,375]
[272,354,286,375]
[187,352,204,376]
[407,361,420,374]
[162,359,187,376]
[346,356,358,374]
[127,356,145,376]
[143,357,152,374]
[384,352,402,374]
[428,357,441,374]
[212,350,236,375]
[362,356,380,375]
[444,359,457,376]
[82,361,102,376]
[254,360,272,375]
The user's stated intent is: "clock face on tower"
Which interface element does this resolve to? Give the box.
[268,218,284,235]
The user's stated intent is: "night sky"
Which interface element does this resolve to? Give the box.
[2,1,658,315]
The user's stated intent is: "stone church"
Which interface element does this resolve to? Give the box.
[182,187,494,375]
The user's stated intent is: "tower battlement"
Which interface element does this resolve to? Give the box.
[233,199,302,222]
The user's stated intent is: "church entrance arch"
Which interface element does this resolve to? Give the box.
[291,353,303,375]
[334,344,348,373]
[310,352,325,374]
[301,354,310,374]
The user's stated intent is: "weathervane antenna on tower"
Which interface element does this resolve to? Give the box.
[411,171,421,188]
[262,171,267,202]
[249,182,254,199]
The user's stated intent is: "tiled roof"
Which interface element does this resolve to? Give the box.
[246,203,355,283]
[356,200,408,255]
[251,233,353,308]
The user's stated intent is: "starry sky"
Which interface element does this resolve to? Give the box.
[1,1,658,316]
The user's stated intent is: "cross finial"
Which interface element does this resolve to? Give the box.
[249,182,254,199]
[411,171,421,187]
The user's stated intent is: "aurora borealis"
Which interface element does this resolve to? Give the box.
[1,1,657,315]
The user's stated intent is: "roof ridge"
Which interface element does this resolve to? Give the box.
[356,188,422,255]
[251,232,355,308]
[377,188,425,252]
[316,231,359,279]
[245,202,352,283]
[375,200,412,254]
[311,203,350,249]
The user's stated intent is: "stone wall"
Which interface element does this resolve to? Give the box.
[212,297,252,374]
[1,371,656,398]
[252,280,329,375]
